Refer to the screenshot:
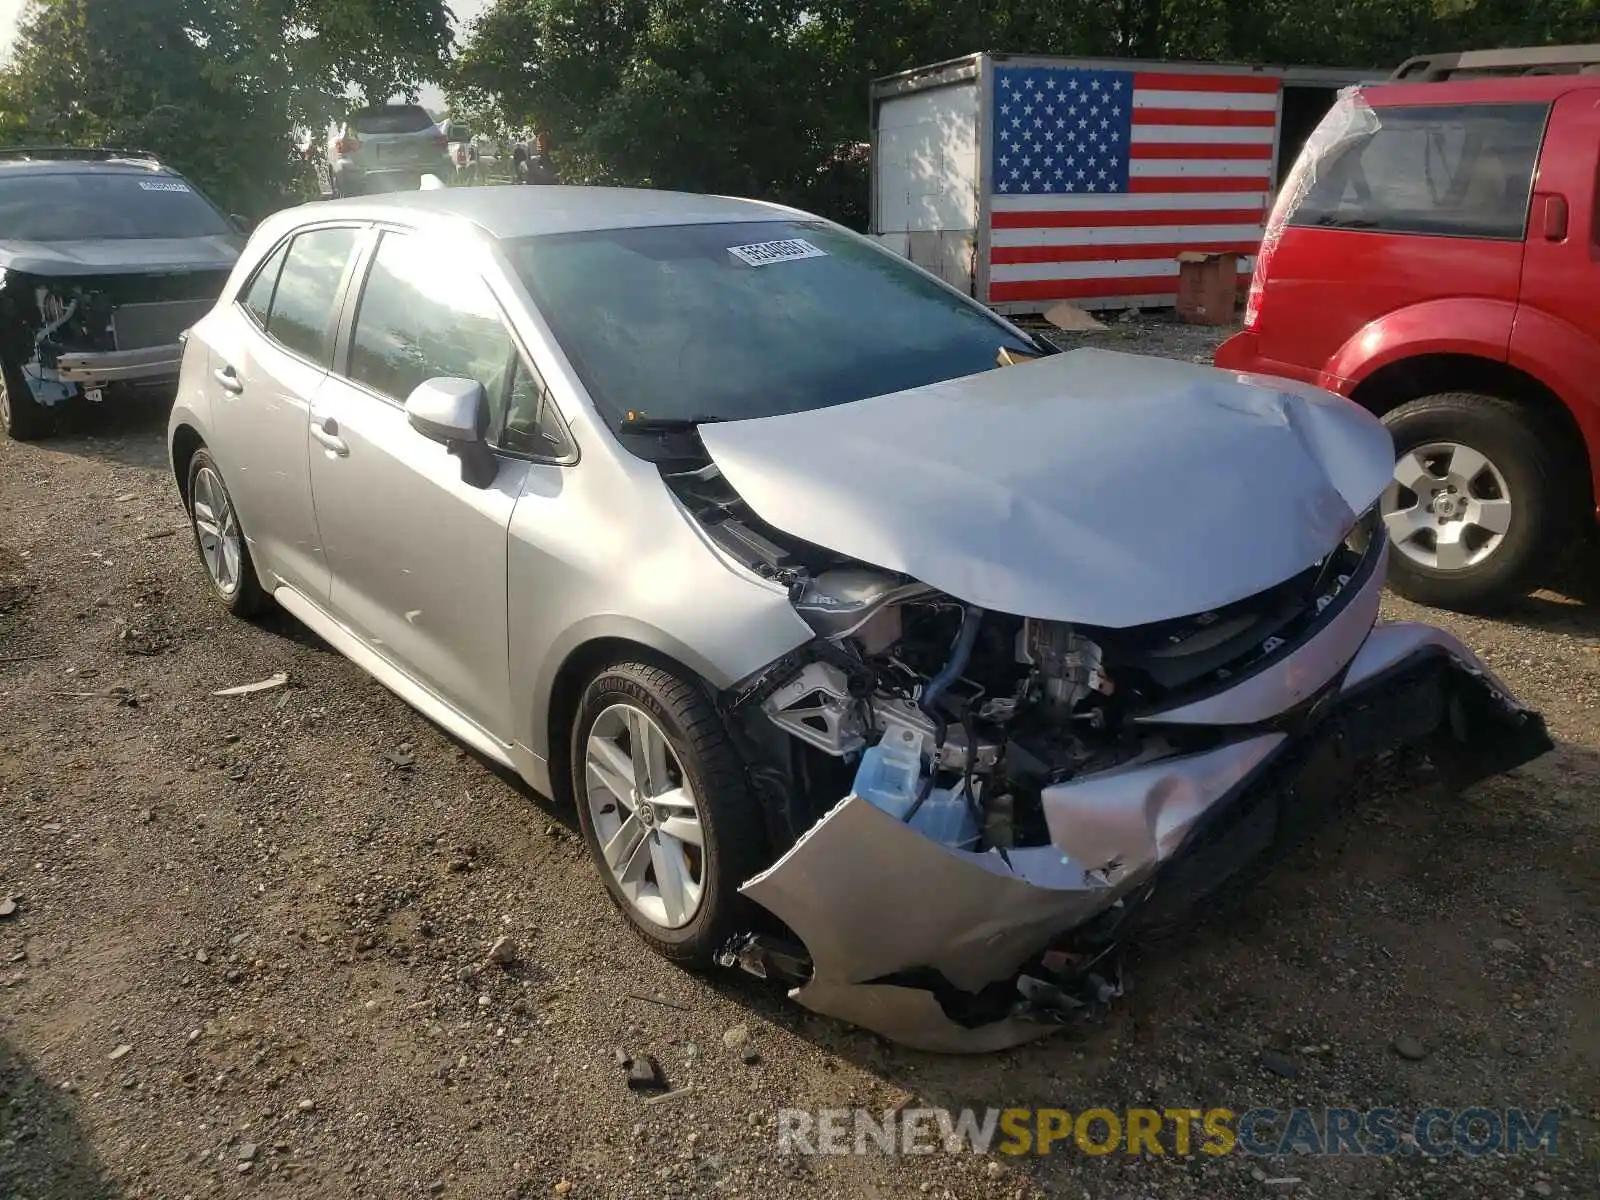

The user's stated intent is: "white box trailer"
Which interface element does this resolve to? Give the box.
[869,52,1375,313]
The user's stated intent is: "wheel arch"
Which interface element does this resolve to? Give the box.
[1349,353,1594,516]
[170,423,206,505]
[540,633,731,808]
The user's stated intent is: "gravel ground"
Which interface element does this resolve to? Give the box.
[2,315,1597,1199]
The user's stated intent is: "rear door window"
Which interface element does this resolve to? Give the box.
[266,227,359,364]
[1290,103,1549,240]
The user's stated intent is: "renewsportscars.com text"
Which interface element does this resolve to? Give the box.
[776,1106,1562,1158]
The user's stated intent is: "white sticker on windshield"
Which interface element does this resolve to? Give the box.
[727,238,827,268]
[138,180,192,193]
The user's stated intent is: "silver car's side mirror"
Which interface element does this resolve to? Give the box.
[404,378,497,489]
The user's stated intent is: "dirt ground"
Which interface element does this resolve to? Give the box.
[2,315,1597,1200]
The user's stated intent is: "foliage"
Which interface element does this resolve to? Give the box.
[1,0,1597,224]
[452,0,1600,228]
[0,0,454,216]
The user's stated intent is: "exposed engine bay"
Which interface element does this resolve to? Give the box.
[668,455,1374,859]
[652,439,1550,1052]
[0,268,228,406]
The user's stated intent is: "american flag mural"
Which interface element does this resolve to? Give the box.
[986,64,1280,305]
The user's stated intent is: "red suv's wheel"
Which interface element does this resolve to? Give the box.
[1379,392,1567,613]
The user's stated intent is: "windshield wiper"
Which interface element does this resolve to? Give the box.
[617,413,725,434]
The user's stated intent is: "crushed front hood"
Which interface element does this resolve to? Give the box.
[0,235,242,277]
[698,349,1394,627]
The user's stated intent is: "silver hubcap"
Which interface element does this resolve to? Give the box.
[583,703,705,929]
[1381,441,1512,573]
[192,466,243,596]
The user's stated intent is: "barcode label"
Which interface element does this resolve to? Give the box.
[727,238,827,268]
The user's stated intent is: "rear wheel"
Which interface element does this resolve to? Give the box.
[0,358,54,441]
[571,660,769,966]
[186,449,268,617]
[1379,392,1568,612]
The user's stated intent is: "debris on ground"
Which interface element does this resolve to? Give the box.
[1391,1034,1428,1061]
[623,1053,664,1091]
[212,671,289,697]
[641,1084,693,1107]
[1042,301,1107,332]
[1260,1050,1300,1079]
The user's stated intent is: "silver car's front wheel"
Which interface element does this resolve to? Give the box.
[584,702,706,929]
[570,660,769,965]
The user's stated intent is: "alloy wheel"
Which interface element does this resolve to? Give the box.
[583,703,706,929]
[191,466,243,596]
[1381,440,1513,573]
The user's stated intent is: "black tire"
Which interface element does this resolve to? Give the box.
[185,448,269,617]
[1380,392,1568,612]
[0,358,55,441]
[570,660,769,967]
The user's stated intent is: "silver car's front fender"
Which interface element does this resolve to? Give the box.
[507,447,814,796]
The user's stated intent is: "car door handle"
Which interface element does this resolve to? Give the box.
[213,365,244,394]
[1540,193,1568,242]
[310,418,349,457]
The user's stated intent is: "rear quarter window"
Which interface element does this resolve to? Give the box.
[1290,102,1549,240]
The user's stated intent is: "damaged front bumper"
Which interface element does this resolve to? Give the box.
[53,343,183,386]
[737,621,1550,1052]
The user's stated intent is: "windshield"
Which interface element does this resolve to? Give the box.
[0,172,233,241]
[508,220,1037,428]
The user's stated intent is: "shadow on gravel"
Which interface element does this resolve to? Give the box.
[37,395,172,472]
[251,605,342,655]
[1500,547,1600,635]
[0,1039,119,1200]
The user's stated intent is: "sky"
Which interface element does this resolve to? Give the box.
[0,0,491,112]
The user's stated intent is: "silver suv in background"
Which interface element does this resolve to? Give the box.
[328,105,451,197]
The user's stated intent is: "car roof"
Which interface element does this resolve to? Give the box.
[302,186,804,239]
[1362,74,1599,107]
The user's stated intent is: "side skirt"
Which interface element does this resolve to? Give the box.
[271,585,518,773]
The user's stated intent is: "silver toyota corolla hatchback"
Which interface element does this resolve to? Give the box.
[169,187,1550,1051]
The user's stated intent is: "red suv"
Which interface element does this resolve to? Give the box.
[1216,46,1600,612]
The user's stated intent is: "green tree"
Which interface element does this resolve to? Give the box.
[0,0,455,216]
[455,0,839,196]
[451,0,1600,226]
